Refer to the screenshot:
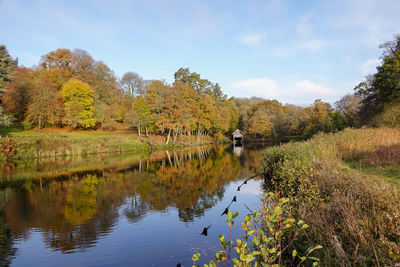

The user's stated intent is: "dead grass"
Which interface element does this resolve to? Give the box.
[263,127,400,265]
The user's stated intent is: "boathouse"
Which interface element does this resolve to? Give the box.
[232,129,243,145]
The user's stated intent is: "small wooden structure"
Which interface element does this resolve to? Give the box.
[232,129,243,145]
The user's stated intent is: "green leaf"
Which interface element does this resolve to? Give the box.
[314,245,323,250]
[192,252,201,262]
[208,260,217,267]
[292,249,297,258]
[252,236,260,246]
[232,211,240,219]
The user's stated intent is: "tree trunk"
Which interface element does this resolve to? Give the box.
[138,123,141,137]
[173,129,177,143]
[145,126,148,136]
[166,128,171,144]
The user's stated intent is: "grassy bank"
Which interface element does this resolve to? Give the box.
[0,126,225,164]
[262,128,400,265]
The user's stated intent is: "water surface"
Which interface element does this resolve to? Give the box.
[0,145,267,266]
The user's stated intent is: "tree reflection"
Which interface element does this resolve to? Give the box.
[0,189,17,266]
[0,145,265,256]
[64,175,99,224]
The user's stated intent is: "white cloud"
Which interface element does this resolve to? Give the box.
[299,39,325,51]
[239,33,266,46]
[231,78,280,97]
[360,58,380,75]
[230,78,340,104]
[294,80,336,96]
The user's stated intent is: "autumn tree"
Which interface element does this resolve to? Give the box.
[40,48,74,89]
[61,79,96,128]
[91,61,119,124]
[121,72,145,97]
[3,67,33,121]
[27,75,64,128]
[146,80,169,133]
[248,109,273,137]
[71,48,95,82]
[125,96,152,136]
[335,94,361,127]
[0,45,17,126]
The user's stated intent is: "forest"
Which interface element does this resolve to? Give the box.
[2,36,399,143]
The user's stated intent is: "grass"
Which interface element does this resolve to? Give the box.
[346,161,400,184]
[262,127,400,266]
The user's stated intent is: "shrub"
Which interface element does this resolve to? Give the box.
[193,193,322,266]
[0,138,17,158]
[21,121,33,130]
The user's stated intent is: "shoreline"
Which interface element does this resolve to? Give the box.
[0,128,229,164]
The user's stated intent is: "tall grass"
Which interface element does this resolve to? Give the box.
[263,128,400,266]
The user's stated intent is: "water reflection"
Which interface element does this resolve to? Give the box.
[0,145,265,265]
[233,144,243,157]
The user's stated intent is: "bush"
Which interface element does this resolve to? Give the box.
[262,142,320,202]
[21,121,33,130]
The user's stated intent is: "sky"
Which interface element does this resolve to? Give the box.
[1,0,400,105]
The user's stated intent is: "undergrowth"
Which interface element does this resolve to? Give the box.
[263,127,400,266]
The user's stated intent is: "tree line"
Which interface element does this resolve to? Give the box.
[0,47,239,142]
[1,34,399,141]
[235,35,400,139]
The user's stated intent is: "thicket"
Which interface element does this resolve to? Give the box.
[263,128,400,265]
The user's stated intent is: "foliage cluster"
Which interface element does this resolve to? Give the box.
[262,128,400,265]
[238,99,347,140]
[354,35,400,128]
[193,193,322,266]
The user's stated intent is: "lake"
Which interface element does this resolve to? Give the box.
[0,144,268,266]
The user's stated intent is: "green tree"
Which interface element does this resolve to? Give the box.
[355,35,400,126]
[330,111,347,131]
[174,67,216,95]
[61,79,96,128]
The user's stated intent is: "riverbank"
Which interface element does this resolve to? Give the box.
[0,126,227,164]
[262,128,400,266]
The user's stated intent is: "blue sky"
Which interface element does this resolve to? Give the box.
[1,0,399,104]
